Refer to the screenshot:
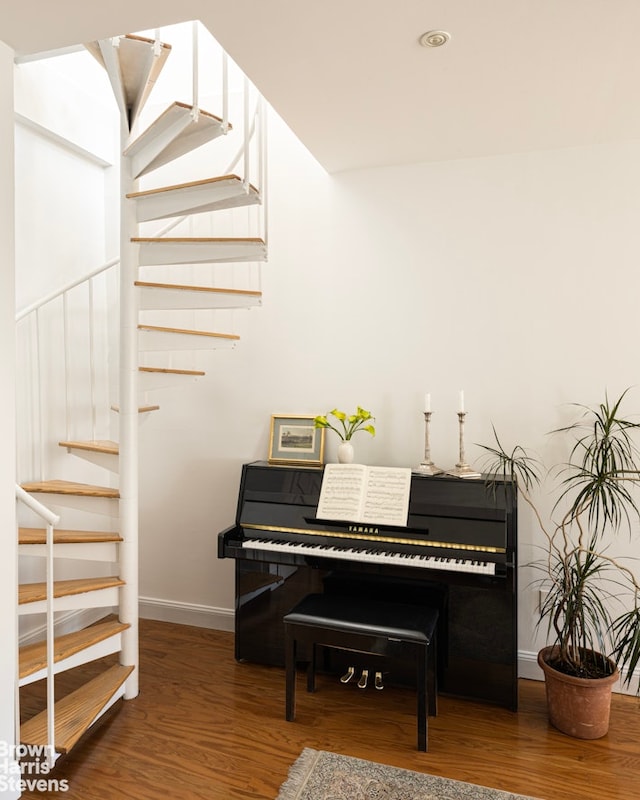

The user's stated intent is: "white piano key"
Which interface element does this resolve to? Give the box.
[242,538,496,576]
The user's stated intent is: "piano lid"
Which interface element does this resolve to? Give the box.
[239,461,515,516]
[235,461,516,554]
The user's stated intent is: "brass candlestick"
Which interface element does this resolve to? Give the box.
[446,412,481,478]
[417,411,444,476]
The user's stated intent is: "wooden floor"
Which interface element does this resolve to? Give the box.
[20,618,640,800]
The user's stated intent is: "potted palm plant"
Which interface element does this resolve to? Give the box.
[480,390,640,738]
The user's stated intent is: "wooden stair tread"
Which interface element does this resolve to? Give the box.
[122,33,172,48]
[127,173,261,221]
[19,527,122,545]
[20,664,134,753]
[132,236,265,244]
[85,34,171,69]
[138,324,239,340]
[135,280,261,297]
[59,439,119,455]
[111,404,160,413]
[131,99,223,132]
[118,35,172,126]
[86,35,171,127]
[135,237,267,267]
[124,101,230,178]
[19,576,125,605]
[21,480,120,498]
[126,174,257,199]
[139,366,205,376]
[19,620,130,680]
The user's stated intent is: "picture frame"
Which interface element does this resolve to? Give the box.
[268,414,325,466]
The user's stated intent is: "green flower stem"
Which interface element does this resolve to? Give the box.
[313,407,376,441]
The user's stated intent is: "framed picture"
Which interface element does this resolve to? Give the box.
[268,414,325,466]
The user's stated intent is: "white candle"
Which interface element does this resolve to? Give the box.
[424,393,431,412]
[459,390,465,413]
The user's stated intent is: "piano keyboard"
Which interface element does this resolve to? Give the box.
[242,537,497,576]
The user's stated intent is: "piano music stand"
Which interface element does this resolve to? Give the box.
[284,593,439,751]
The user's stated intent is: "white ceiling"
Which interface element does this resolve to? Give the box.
[2,0,640,173]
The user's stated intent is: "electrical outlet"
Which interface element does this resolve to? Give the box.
[538,589,549,611]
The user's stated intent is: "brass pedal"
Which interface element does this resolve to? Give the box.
[357,669,369,689]
[375,671,384,690]
[340,666,356,684]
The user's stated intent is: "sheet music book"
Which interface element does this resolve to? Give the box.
[316,463,412,527]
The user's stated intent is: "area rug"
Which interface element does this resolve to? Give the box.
[275,748,542,800]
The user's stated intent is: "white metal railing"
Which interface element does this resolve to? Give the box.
[16,260,119,481]
[14,15,269,754]
[16,25,268,473]
[191,22,200,122]
[15,485,60,766]
[15,259,118,323]
[222,52,229,133]
[153,101,265,242]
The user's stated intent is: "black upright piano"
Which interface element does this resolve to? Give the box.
[218,461,518,710]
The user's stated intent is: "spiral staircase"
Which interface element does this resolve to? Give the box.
[16,25,265,764]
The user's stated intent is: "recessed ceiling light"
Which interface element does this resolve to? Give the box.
[419,30,450,48]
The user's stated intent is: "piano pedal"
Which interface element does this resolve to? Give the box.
[340,666,356,684]
[357,669,369,689]
[374,671,384,690]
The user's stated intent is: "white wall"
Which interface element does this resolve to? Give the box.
[138,108,640,677]
[14,53,118,482]
[10,30,640,682]
[0,38,20,800]
[14,53,116,310]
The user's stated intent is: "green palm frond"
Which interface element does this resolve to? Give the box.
[477,425,542,493]
[479,389,640,691]
[553,389,640,535]
[611,608,640,688]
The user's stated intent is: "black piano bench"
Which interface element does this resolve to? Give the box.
[283,593,439,751]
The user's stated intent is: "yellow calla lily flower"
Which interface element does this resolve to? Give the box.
[313,406,376,441]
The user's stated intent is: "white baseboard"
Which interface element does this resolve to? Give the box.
[18,599,233,640]
[138,596,234,632]
[518,649,543,682]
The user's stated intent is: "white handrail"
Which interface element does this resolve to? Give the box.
[16,97,262,319]
[15,28,266,482]
[45,520,55,761]
[243,76,250,191]
[16,257,119,322]
[15,485,59,762]
[14,20,269,755]
[154,105,262,239]
[222,52,229,133]
[227,108,259,181]
[192,22,199,120]
[88,280,97,438]
[261,99,269,249]
[35,308,45,482]
[63,292,70,441]
[14,109,263,309]
[15,485,60,526]
[15,26,265,330]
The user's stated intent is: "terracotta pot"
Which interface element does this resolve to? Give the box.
[537,646,619,739]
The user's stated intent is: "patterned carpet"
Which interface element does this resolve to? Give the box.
[276,748,542,800]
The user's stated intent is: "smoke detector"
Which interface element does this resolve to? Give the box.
[419,30,451,48]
